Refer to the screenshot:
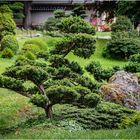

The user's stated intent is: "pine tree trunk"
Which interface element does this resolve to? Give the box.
[44,105,53,119]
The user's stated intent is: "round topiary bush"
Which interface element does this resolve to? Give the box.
[1,48,14,58]
[103,34,140,60]
[22,44,40,54]
[24,51,37,60]
[24,38,48,51]
[111,16,133,32]
[0,12,16,39]
[129,54,140,63]
[0,35,19,54]
[57,16,95,35]
[84,93,101,107]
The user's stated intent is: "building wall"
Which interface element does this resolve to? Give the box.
[31,11,54,25]
[31,10,94,26]
[31,10,72,26]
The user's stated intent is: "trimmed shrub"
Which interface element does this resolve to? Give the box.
[24,51,37,60]
[36,50,49,60]
[84,93,101,107]
[55,102,135,129]
[54,9,65,18]
[22,44,40,54]
[111,16,133,32]
[44,17,59,31]
[1,48,14,58]
[0,12,16,40]
[24,38,48,51]
[69,61,83,74]
[129,54,140,63]
[103,34,140,60]
[57,16,95,35]
[124,62,140,73]
[86,61,114,81]
[0,5,13,16]
[0,35,19,54]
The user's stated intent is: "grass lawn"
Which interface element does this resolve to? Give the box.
[0,33,136,139]
[0,90,140,139]
[67,38,126,69]
[96,32,111,37]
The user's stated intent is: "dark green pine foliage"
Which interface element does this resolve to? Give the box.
[117,1,140,28]
[71,4,87,18]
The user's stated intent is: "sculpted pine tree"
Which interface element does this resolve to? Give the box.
[0,33,99,118]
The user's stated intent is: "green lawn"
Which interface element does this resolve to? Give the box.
[0,90,140,139]
[96,31,111,37]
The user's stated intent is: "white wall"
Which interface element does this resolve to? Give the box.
[31,11,54,25]
[31,10,93,26]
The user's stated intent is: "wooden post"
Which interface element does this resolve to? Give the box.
[23,1,32,29]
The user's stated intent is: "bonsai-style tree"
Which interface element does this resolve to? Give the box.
[0,33,98,118]
[57,16,95,35]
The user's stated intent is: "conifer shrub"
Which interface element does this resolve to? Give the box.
[86,61,115,81]
[57,16,95,35]
[129,54,140,63]
[1,48,14,58]
[111,16,133,32]
[24,51,37,60]
[0,35,19,54]
[0,12,16,41]
[103,32,140,60]
[24,38,48,51]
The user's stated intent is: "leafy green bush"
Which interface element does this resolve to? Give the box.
[24,38,48,51]
[57,16,95,35]
[0,5,13,15]
[86,61,115,81]
[44,17,59,31]
[0,75,24,91]
[22,44,40,54]
[1,48,14,58]
[103,34,140,60]
[84,93,101,107]
[0,12,16,40]
[0,35,19,53]
[30,93,47,107]
[124,62,140,73]
[69,61,83,74]
[36,50,49,60]
[45,85,80,105]
[118,112,140,128]
[24,51,37,60]
[111,16,133,32]
[74,75,102,93]
[54,9,66,18]
[55,103,135,129]
[129,54,140,63]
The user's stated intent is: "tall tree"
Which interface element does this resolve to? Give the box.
[0,1,24,19]
[117,1,140,28]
